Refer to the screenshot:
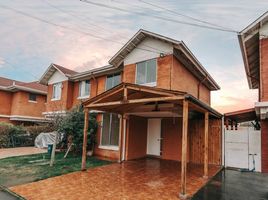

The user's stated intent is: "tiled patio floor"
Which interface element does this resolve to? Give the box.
[0,147,46,159]
[10,158,220,200]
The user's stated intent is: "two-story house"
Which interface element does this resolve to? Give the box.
[40,29,222,197]
[0,77,47,125]
[238,12,268,173]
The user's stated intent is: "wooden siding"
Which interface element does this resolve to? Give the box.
[189,118,222,165]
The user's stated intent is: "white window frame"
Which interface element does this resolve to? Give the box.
[135,58,157,87]
[99,113,119,151]
[51,82,62,101]
[105,73,121,91]
[78,80,90,99]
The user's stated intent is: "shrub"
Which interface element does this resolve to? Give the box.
[57,105,98,153]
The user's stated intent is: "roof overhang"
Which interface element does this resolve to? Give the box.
[39,63,70,85]
[0,84,47,95]
[70,65,122,81]
[83,82,222,118]
[238,11,268,89]
[109,29,220,91]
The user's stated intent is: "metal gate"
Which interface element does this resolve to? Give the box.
[224,127,261,172]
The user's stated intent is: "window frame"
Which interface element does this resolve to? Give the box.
[135,58,157,87]
[105,73,121,91]
[28,93,37,102]
[78,80,90,99]
[51,82,62,101]
[99,113,120,151]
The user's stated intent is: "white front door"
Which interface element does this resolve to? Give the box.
[147,119,161,156]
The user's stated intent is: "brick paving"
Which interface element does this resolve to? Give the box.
[0,147,46,159]
[10,158,220,200]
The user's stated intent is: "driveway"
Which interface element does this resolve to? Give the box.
[192,169,268,200]
[10,158,220,200]
[0,147,46,159]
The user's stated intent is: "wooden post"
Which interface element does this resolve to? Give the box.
[180,100,189,199]
[118,115,123,163]
[204,112,209,178]
[81,108,89,171]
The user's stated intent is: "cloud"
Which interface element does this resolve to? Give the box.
[0,57,5,67]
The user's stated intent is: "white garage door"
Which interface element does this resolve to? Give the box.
[225,127,261,172]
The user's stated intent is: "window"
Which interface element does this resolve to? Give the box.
[52,82,62,100]
[101,113,120,147]
[136,59,157,86]
[29,93,37,102]
[106,73,121,91]
[78,80,90,98]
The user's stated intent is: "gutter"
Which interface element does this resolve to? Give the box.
[185,94,223,118]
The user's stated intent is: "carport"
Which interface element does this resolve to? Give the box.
[81,82,222,198]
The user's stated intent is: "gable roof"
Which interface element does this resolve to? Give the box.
[39,63,78,85]
[0,77,47,95]
[109,29,220,91]
[238,11,268,89]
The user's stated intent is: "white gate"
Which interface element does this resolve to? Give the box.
[224,127,261,172]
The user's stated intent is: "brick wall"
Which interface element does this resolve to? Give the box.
[260,38,268,101]
[0,90,12,115]
[261,119,268,172]
[122,55,211,105]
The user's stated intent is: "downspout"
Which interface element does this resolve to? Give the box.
[197,75,208,100]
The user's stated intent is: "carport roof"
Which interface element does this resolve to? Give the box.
[224,108,257,123]
[83,82,222,118]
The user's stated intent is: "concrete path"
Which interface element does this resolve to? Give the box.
[0,147,46,159]
[192,169,268,200]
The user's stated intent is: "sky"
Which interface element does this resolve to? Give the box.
[0,0,267,113]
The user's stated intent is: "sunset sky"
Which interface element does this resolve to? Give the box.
[0,0,267,113]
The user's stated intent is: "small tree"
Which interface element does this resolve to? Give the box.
[58,105,98,153]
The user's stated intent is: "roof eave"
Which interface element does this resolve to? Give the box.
[237,33,254,89]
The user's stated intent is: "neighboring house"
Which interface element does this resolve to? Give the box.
[238,11,268,173]
[0,77,47,125]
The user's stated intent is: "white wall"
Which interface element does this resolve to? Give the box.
[124,37,173,65]
[224,127,261,172]
[260,23,268,38]
[48,70,68,85]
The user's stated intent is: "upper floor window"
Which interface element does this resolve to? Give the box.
[78,80,90,98]
[136,59,157,86]
[101,113,119,148]
[29,93,37,102]
[52,82,62,100]
[106,73,121,91]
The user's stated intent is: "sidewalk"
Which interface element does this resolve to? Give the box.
[0,147,46,159]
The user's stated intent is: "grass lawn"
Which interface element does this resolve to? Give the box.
[0,152,111,187]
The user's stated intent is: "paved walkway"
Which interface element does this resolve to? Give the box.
[0,147,46,159]
[192,169,268,200]
[10,158,220,200]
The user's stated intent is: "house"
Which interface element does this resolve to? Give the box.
[39,63,122,118]
[75,29,223,197]
[238,11,268,173]
[0,77,47,125]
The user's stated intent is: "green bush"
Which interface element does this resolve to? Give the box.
[0,122,27,148]
[57,105,98,153]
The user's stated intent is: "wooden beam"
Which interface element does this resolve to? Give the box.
[180,100,189,198]
[85,96,185,108]
[204,112,209,178]
[81,108,89,171]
